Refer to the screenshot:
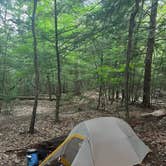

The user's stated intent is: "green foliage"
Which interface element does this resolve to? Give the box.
[0,0,165,99]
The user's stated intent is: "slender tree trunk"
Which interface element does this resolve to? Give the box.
[54,0,61,122]
[131,66,136,102]
[143,0,158,107]
[1,3,8,98]
[110,87,115,105]
[62,80,67,93]
[97,85,102,110]
[121,89,125,103]
[116,90,119,99]
[112,88,115,101]
[29,0,39,134]
[74,63,81,95]
[0,101,2,113]
[97,53,104,110]
[108,85,111,101]
[47,74,52,101]
[130,0,144,103]
[125,0,140,119]
[2,36,9,98]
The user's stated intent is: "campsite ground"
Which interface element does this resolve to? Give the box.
[0,92,166,166]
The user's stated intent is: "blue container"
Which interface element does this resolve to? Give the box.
[27,149,38,166]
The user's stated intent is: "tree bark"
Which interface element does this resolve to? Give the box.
[116,90,119,99]
[125,0,140,119]
[29,0,39,134]
[143,0,158,107]
[108,85,111,101]
[97,53,104,110]
[47,74,52,101]
[97,85,102,110]
[1,3,9,98]
[131,67,135,103]
[73,63,81,95]
[54,0,61,122]
[121,89,125,103]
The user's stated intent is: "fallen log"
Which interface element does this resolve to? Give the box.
[15,96,56,101]
[0,96,56,101]
[141,109,166,118]
[3,135,67,161]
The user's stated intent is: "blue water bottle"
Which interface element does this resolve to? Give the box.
[27,149,38,166]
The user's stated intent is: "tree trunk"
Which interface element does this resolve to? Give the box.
[97,53,104,110]
[54,0,61,122]
[29,0,39,134]
[62,80,67,93]
[143,0,158,107]
[116,90,119,99]
[73,63,81,95]
[112,88,115,101]
[1,3,9,98]
[131,67,135,103]
[97,85,102,110]
[74,80,81,96]
[121,89,125,103]
[108,85,111,101]
[125,0,140,119]
[0,100,2,113]
[47,74,52,101]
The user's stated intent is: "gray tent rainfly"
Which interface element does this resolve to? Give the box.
[39,117,150,166]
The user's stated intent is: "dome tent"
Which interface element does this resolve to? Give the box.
[39,117,150,166]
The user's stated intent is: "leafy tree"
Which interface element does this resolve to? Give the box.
[54,0,61,122]
[143,0,159,107]
[125,0,140,118]
[29,0,39,134]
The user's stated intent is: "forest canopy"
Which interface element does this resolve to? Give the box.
[0,0,166,129]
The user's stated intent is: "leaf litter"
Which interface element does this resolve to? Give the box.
[0,98,165,166]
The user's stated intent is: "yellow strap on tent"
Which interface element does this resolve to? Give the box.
[60,156,70,166]
[39,134,85,166]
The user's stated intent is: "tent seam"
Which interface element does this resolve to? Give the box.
[84,122,96,166]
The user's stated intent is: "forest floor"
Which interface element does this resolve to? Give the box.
[0,92,165,166]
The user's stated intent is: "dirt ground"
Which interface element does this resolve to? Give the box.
[0,93,165,166]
